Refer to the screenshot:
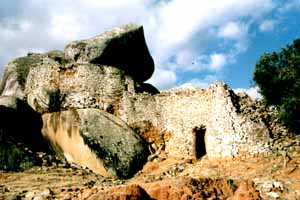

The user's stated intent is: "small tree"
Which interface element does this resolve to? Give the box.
[253,39,300,133]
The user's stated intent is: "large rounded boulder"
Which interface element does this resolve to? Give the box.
[42,108,149,178]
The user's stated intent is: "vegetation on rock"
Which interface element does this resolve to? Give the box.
[14,54,42,89]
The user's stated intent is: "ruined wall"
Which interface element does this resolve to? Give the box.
[206,83,271,158]
[119,82,272,159]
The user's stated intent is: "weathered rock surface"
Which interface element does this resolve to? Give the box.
[1,56,142,115]
[25,62,137,114]
[0,24,156,177]
[64,23,154,82]
[0,51,66,100]
[0,24,155,115]
[0,95,23,109]
[42,108,149,178]
[0,54,43,99]
[0,96,48,151]
[25,56,61,113]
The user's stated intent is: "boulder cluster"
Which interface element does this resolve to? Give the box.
[0,24,154,178]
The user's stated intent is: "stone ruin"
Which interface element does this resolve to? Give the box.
[0,23,291,178]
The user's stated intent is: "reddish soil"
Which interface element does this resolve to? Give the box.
[1,153,300,199]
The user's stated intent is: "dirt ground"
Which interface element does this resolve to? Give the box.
[1,151,300,200]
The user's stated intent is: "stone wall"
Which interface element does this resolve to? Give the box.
[119,82,272,159]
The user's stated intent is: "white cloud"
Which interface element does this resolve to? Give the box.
[218,21,248,40]
[49,13,84,41]
[148,69,177,90]
[171,52,228,72]
[259,19,276,32]
[181,75,219,89]
[234,87,262,99]
[0,0,149,72]
[0,0,279,89]
[279,0,300,12]
[148,0,275,67]
[209,53,227,71]
[175,49,197,69]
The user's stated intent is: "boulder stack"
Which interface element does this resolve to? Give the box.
[0,24,152,178]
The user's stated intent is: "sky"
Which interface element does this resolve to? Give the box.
[0,0,300,98]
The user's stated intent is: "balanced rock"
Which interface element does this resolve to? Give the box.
[0,24,156,114]
[64,23,154,82]
[41,108,149,178]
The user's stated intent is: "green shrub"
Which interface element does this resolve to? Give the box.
[0,143,37,171]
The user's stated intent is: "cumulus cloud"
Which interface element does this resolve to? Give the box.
[144,0,276,89]
[148,0,274,67]
[209,53,227,71]
[148,69,177,90]
[278,0,300,12]
[175,49,198,71]
[0,0,149,74]
[180,75,219,89]
[234,87,262,99]
[218,21,248,40]
[259,19,276,32]
[0,0,280,89]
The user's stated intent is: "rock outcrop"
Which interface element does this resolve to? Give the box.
[0,24,153,115]
[0,24,152,177]
[0,51,66,100]
[64,23,154,82]
[0,23,293,178]
[42,109,148,178]
[25,62,136,114]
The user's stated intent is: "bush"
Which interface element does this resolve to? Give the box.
[0,142,37,171]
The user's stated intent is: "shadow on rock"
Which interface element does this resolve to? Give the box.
[0,97,52,171]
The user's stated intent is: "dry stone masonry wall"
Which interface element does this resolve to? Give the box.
[119,82,272,159]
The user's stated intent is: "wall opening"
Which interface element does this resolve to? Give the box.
[193,125,206,159]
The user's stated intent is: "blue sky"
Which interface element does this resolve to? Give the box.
[0,0,300,98]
